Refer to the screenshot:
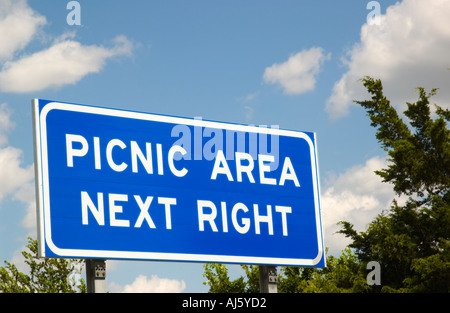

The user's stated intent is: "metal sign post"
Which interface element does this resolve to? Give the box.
[86,259,106,293]
[259,265,278,293]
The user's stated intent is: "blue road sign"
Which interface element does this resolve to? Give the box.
[33,99,325,267]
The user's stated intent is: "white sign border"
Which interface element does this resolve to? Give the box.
[33,99,325,266]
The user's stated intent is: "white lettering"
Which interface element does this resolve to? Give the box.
[158,197,176,230]
[80,192,177,230]
[131,141,153,174]
[66,135,193,178]
[258,154,276,185]
[210,150,233,181]
[109,193,129,227]
[93,137,101,170]
[221,202,228,233]
[254,204,273,235]
[156,143,164,175]
[168,145,188,177]
[106,139,128,172]
[66,134,88,167]
[210,151,300,187]
[275,205,292,236]
[197,200,218,232]
[235,152,255,183]
[196,200,292,236]
[134,195,156,228]
[232,202,250,234]
[81,191,104,225]
[279,157,300,187]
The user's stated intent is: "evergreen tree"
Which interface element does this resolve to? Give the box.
[202,77,449,293]
[339,77,450,292]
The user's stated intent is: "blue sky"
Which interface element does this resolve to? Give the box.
[1,0,449,292]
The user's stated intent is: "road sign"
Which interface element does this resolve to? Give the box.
[33,99,325,267]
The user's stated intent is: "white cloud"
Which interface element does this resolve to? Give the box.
[0,103,35,233]
[0,104,33,203]
[241,92,258,103]
[113,275,186,293]
[0,1,134,93]
[0,102,15,146]
[0,35,133,93]
[0,0,46,61]
[14,180,36,232]
[243,105,255,122]
[326,0,450,119]
[320,156,406,255]
[0,145,33,203]
[263,47,330,95]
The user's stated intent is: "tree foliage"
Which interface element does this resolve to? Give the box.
[203,263,247,293]
[278,249,370,293]
[0,237,86,293]
[338,77,450,292]
[354,77,449,199]
[203,249,373,293]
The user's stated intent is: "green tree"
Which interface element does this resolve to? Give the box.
[202,263,247,293]
[278,249,370,293]
[339,76,450,292]
[0,237,86,293]
[203,249,373,293]
[288,249,370,293]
